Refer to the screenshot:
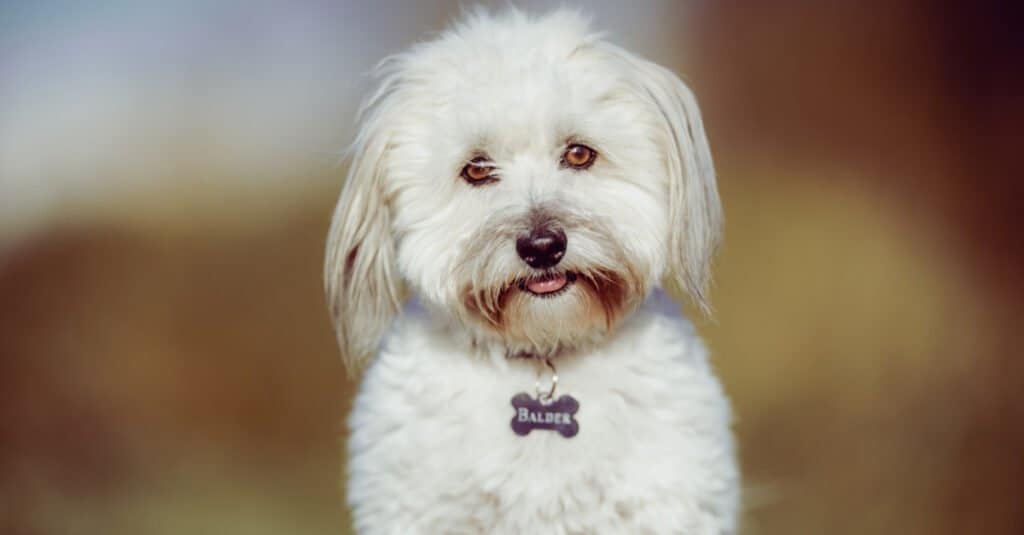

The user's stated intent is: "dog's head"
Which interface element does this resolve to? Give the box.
[325,9,721,370]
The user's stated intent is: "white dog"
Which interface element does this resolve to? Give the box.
[325,8,738,534]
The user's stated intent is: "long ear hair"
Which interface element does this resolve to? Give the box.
[324,62,406,373]
[603,44,723,313]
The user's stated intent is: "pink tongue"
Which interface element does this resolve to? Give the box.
[526,273,568,294]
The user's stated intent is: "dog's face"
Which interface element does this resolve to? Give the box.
[326,10,721,368]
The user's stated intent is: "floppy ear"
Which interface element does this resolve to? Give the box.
[609,46,723,313]
[324,75,405,373]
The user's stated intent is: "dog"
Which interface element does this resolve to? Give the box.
[324,8,738,534]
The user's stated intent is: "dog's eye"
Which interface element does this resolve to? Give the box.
[461,158,497,185]
[561,144,597,170]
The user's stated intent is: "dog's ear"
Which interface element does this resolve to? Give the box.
[324,75,405,374]
[609,46,723,313]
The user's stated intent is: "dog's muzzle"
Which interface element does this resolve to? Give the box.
[516,224,574,296]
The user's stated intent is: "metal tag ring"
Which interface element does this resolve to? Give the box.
[534,358,558,402]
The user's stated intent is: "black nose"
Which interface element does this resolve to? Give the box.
[516,227,567,269]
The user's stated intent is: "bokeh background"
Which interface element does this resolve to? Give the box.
[2,1,1021,533]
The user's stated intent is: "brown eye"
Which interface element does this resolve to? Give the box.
[460,158,496,185]
[562,144,597,169]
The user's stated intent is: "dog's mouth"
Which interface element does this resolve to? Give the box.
[517,271,577,297]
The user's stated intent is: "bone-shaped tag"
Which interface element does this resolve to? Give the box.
[510,392,579,438]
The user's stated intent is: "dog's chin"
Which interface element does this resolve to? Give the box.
[463,268,641,357]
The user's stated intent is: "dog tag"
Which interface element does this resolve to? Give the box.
[510,392,579,438]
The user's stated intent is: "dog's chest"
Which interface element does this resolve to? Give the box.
[346,313,736,533]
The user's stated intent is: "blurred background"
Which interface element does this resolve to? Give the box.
[1,1,1021,533]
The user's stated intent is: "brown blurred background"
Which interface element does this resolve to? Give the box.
[1,2,1021,534]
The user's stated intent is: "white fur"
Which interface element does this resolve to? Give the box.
[325,8,738,534]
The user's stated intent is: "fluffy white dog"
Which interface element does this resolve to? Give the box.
[325,8,738,534]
